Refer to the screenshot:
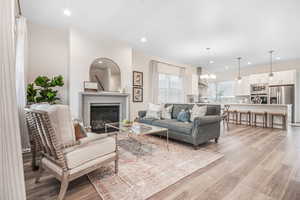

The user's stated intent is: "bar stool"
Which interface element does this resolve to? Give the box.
[222,105,230,131]
[269,112,287,130]
[252,111,267,128]
[237,110,251,126]
[228,110,238,124]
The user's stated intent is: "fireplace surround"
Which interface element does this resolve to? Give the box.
[79,92,129,133]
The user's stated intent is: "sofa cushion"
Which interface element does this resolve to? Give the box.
[64,137,116,169]
[145,103,161,119]
[152,119,193,135]
[177,110,190,122]
[190,105,207,121]
[206,105,221,115]
[193,115,222,126]
[172,104,194,119]
[138,118,157,125]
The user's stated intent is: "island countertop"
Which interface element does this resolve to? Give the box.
[223,103,292,107]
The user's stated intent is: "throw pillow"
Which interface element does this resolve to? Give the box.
[74,122,87,140]
[161,105,173,119]
[145,103,162,119]
[190,105,207,121]
[177,110,190,122]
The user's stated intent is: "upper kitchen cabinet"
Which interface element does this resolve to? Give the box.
[269,70,296,85]
[234,76,250,96]
[249,73,269,84]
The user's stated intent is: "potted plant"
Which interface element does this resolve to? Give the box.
[27,75,64,105]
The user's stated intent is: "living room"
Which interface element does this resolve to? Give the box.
[1,0,300,200]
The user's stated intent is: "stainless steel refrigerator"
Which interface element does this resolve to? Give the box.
[269,85,294,121]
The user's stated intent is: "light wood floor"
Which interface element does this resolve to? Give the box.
[24,125,300,200]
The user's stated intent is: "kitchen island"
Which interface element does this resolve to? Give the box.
[224,103,292,128]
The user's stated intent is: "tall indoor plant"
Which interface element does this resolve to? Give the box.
[27,75,64,104]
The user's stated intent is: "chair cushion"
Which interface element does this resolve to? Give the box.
[31,104,76,146]
[152,119,193,135]
[63,137,116,169]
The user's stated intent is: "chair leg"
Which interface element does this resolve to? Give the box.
[215,137,219,143]
[57,174,69,200]
[115,158,119,174]
[35,161,44,183]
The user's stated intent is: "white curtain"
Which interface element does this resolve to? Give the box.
[16,16,30,150]
[180,67,187,102]
[0,0,26,199]
[149,60,159,104]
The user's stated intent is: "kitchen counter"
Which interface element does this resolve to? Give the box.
[224,103,291,107]
[224,103,292,128]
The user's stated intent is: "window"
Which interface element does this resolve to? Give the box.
[158,73,184,103]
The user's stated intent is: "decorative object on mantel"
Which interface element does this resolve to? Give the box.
[83,81,98,92]
[133,87,143,102]
[236,57,242,83]
[27,75,64,104]
[133,71,143,87]
[268,50,274,80]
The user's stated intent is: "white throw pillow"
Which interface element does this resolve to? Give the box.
[145,103,162,119]
[161,105,173,119]
[190,105,207,121]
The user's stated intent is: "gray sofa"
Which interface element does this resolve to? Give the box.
[137,104,221,148]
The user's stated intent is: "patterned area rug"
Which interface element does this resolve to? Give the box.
[88,134,223,200]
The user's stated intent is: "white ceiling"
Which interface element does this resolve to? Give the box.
[22,0,300,71]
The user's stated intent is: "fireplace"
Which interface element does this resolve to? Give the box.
[90,104,120,133]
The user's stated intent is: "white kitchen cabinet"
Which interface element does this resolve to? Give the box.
[234,76,250,96]
[269,70,296,85]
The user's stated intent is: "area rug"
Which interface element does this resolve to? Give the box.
[88,134,223,200]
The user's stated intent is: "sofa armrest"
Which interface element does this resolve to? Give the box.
[138,110,147,118]
[193,115,221,127]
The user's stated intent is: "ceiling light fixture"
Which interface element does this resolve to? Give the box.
[140,37,147,43]
[225,66,229,70]
[276,56,281,60]
[237,57,242,83]
[63,8,71,16]
[209,60,214,64]
[269,50,274,80]
[247,62,251,65]
[98,61,103,64]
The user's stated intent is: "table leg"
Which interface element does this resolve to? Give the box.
[167,130,169,151]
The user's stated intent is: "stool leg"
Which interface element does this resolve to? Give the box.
[271,115,274,128]
[283,116,286,130]
[254,114,257,127]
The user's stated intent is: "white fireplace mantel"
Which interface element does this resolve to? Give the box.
[79,92,130,127]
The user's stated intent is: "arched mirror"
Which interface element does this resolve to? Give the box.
[90,58,121,92]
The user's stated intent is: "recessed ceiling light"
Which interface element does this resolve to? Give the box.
[63,8,71,16]
[209,60,214,64]
[276,57,281,60]
[247,62,251,65]
[140,37,147,43]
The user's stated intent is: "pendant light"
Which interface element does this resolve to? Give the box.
[269,50,274,80]
[237,57,242,83]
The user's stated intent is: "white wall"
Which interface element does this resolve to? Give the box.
[69,28,132,118]
[27,23,197,120]
[131,50,196,119]
[27,22,69,104]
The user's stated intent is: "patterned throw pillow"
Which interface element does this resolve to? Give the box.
[177,110,190,122]
[190,105,207,121]
[161,105,173,119]
[145,103,162,119]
